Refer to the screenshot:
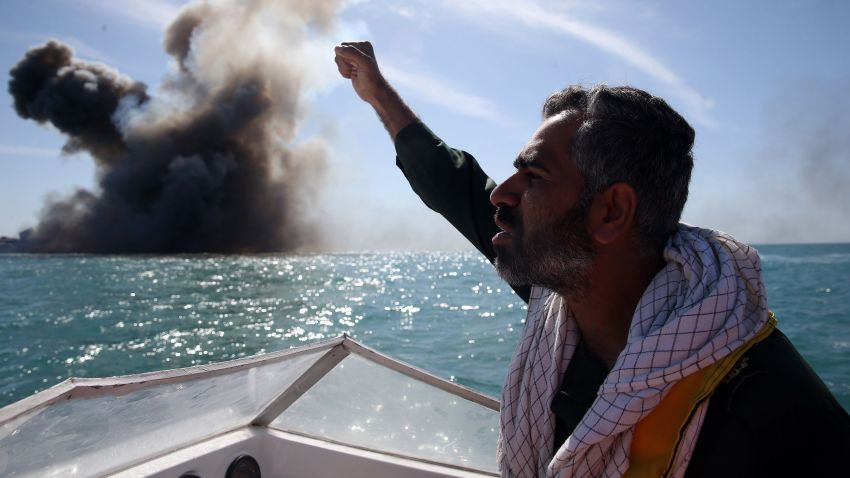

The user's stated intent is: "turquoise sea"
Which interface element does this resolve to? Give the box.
[1,245,848,410]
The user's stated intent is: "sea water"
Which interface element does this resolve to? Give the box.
[1,245,848,410]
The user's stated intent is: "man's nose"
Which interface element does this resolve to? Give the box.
[490,173,521,208]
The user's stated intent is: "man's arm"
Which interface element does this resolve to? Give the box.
[334,41,531,303]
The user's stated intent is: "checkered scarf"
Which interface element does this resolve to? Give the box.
[497,225,770,478]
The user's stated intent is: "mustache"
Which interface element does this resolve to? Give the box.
[495,206,517,229]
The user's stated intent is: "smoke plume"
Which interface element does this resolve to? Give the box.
[692,78,850,243]
[8,0,339,252]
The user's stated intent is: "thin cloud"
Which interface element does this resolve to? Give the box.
[437,0,717,127]
[381,63,510,124]
[58,35,117,64]
[0,30,116,64]
[78,0,183,30]
[0,145,61,157]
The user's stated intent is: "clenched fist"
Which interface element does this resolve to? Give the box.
[334,41,416,138]
[334,41,389,106]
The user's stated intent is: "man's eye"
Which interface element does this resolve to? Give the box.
[526,171,540,181]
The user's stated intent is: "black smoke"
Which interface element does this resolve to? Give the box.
[8,1,334,253]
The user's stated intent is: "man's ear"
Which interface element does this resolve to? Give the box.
[587,182,638,245]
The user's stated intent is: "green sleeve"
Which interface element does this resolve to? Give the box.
[394,121,531,303]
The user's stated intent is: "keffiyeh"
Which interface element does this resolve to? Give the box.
[498,225,770,478]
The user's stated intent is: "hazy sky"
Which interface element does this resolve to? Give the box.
[1,0,848,248]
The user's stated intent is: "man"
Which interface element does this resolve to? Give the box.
[334,41,850,477]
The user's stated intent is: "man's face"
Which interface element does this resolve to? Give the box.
[490,113,596,297]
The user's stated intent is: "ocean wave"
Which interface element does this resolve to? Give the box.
[760,253,850,265]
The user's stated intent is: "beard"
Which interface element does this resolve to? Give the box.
[493,202,595,299]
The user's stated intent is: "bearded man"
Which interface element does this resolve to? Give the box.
[334,41,850,477]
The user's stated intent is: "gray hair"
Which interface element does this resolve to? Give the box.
[542,85,695,249]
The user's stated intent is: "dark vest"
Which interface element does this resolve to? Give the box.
[551,329,850,477]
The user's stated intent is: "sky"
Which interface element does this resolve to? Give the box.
[0,0,848,249]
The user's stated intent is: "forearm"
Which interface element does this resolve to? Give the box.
[368,81,417,140]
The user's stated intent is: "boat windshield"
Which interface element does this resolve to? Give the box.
[272,352,499,472]
[0,336,500,477]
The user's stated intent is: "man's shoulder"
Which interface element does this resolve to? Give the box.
[713,328,845,421]
[685,328,850,477]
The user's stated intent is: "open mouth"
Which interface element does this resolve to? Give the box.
[493,208,515,245]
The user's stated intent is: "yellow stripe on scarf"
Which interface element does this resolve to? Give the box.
[623,312,777,478]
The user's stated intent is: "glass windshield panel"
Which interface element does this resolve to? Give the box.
[0,350,323,478]
[270,354,499,473]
